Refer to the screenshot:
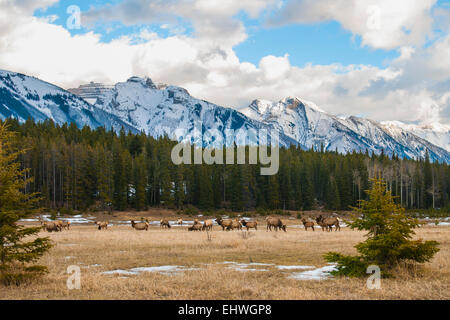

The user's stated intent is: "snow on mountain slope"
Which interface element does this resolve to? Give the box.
[241,97,450,163]
[381,120,450,152]
[93,76,297,147]
[0,70,136,132]
[1,69,448,163]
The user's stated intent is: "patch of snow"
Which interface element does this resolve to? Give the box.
[289,264,337,280]
[276,265,315,270]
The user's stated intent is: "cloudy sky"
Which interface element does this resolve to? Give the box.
[1,0,449,125]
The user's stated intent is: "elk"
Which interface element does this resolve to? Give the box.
[61,221,71,230]
[188,223,203,231]
[301,218,314,231]
[316,215,340,232]
[42,221,60,232]
[160,218,171,229]
[230,219,241,231]
[240,219,257,231]
[266,217,286,232]
[95,221,108,230]
[215,217,233,231]
[131,220,149,231]
[202,219,213,231]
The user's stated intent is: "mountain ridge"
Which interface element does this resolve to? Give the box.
[0,69,449,163]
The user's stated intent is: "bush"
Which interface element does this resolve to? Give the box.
[325,178,440,278]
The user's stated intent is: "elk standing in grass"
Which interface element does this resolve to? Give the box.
[231,219,242,231]
[215,217,233,231]
[316,215,340,232]
[301,218,314,231]
[95,221,108,230]
[131,220,149,231]
[241,219,257,231]
[202,219,213,231]
[61,221,71,230]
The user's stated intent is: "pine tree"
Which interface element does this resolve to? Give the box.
[0,123,52,285]
[325,178,440,277]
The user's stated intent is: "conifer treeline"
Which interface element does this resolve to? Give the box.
[4,118,450,212]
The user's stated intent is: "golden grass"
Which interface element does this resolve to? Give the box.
[1,220,449,300]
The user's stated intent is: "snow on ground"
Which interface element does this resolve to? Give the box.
[101,261,337,280]
[289,264,338,280]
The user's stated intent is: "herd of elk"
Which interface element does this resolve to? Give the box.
[40,218,71,232]
[37,213,343,233]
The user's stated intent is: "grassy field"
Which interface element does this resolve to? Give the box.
[1,214,449,300]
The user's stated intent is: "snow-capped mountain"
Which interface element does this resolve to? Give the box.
[92,76,297,147]
[0,69,449,163]
[0,70,136,132]
[381,120,450,152]
[240,97,450,163]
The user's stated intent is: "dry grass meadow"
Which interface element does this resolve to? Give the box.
[1,212,449,300]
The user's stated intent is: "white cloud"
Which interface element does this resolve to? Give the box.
[0,0,448,126]
[269,0,437,50]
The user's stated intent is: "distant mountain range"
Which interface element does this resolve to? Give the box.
[1,69,449,163]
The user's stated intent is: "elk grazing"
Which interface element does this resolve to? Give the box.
[301,218,314,231]
[215,217,233,231]
[131,220,149,231]
[160,218,171,229]
[202,219,213,231]
[95,221,108,230]
[42,221,60,232]
[240,219,257,231]
[266,217,286,232]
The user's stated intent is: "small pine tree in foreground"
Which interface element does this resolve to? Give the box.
[324,178,439,277]
[0,123,52,285]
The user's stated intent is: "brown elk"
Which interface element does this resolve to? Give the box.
[61,221,71,230]
[301,218,315,231]
[188,223,203,231]
[240,219,257,231]
[95,221,108,230]
[131,220,149,231]
[215,217,233,231]
[160,218,171,229]
[316,215,340,232]
[202,219,213,231]
[266,217,286,232]
[231,219,242,231]
[42,221,60,232]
